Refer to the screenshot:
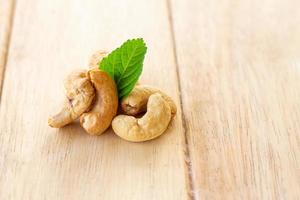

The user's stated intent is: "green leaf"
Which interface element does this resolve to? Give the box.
[99,38,147,99]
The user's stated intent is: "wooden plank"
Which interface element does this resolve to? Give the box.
[0,0,15,95]
[0,0,188,199]
[170,0,300,199]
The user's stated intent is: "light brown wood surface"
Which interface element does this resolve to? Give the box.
[0,0,15,94]
[0,0,299,199]
[0,0,187,199]
[170,0,300,199]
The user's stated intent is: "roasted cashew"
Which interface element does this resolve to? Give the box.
[112,93,172,142]
[88,50,108,68]
[80,68,118,135]
[48,70,95,128]
[121,85,177,116]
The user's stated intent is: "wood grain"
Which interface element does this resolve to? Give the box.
[0,0,188,199]
[170,0,300,199]
[0,0,15,95]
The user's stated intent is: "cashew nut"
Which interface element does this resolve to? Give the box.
[112,93,172,142]
[121,85,177,116]
[80,68,118,135]
[48,70,95,128]
[88,50,108,68]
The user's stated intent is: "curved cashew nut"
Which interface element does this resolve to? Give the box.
[80,68,118,135]
[48,70,95,128]
[112,93,171,142]
[121,85,177,116]
[88,50,108,69]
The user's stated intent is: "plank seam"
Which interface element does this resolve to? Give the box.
[0,0,17,102]
[166,0,196,199]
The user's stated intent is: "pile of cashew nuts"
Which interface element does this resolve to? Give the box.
[48,51,177,142]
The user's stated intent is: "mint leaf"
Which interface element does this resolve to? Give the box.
[100,38,147,99]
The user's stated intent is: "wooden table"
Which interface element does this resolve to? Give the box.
[0,0,299,199]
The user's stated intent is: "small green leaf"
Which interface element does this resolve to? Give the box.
[100,38,147,99]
